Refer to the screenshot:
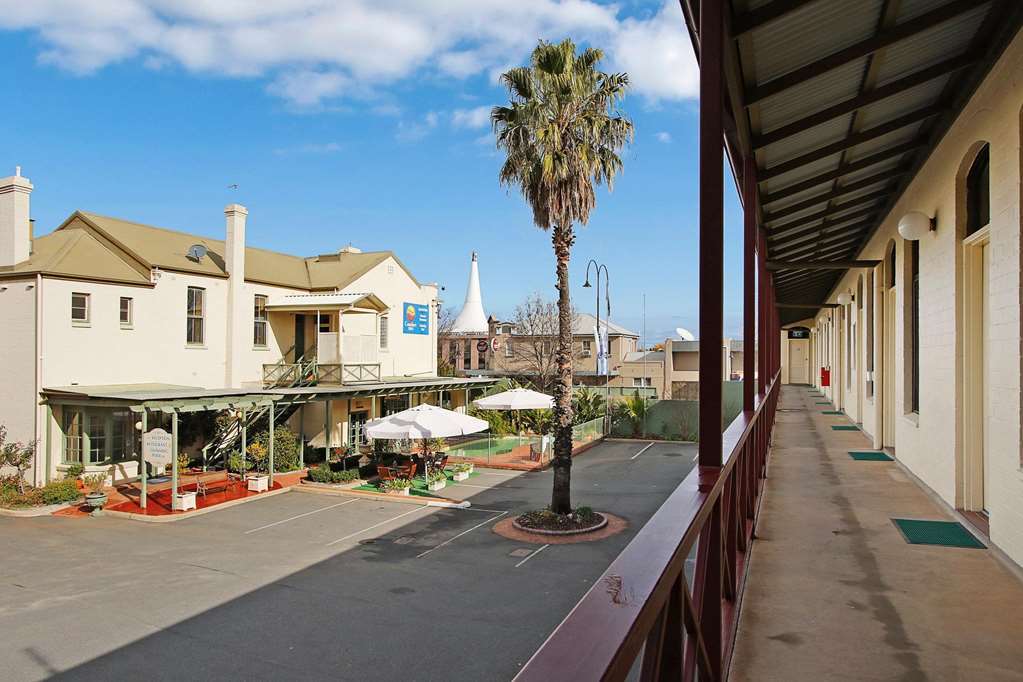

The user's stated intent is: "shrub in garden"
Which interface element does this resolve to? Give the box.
[308,464,359,484]
[41,479,81,505]
[64,463,85,479]
[248,427,301,472]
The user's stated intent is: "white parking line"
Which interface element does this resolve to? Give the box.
[630,443,655,460]
[325,506,432,546]
[415,511,508,559]
[515,543,550,568]
[244,499,359,534]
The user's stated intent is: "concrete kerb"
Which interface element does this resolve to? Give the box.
[0,501,80,517]
[100,485,293,523]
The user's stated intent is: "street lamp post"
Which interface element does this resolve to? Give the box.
[583,260,611,433]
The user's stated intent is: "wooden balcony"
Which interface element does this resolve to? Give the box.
[261,361,380,388]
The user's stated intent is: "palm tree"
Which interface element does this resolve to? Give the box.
[492,39,632,514]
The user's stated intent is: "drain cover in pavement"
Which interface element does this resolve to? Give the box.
[393,536,415,545]
[509,548,533,558]
[891,519,986,549]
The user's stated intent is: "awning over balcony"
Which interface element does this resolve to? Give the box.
[681,0,1023,324]
[265,292,387,313]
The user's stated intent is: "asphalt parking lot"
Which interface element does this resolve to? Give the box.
[0,439,698,681]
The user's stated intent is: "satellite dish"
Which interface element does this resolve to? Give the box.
[186,244,208,262]
[675,327,695,341]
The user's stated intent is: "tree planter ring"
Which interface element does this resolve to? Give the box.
[512,512,608,536]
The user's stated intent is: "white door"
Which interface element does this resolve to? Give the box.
[882,287,896,448]
[788,339,809,384]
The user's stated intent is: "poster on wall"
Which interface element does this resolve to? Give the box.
[402,302,430,335]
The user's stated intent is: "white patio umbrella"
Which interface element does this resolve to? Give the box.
[363,404,489,440]
[364,404,489,484]
[472,387,554,411]
[473,387,554,452]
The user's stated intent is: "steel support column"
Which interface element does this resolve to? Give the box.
[743,156,756,411]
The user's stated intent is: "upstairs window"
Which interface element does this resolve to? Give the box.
[379,315,389,350]
[71,293,90,324]
[463,339,472,370]
[966,144,990,236]
[186,286,205,345]
[505,340,513,358]
[253,294,268,347]
[119,297,133,328]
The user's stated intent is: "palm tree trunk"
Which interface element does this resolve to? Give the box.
[551,223,575,514]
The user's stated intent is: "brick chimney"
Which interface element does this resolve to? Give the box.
[224,204,247,387]
[0,167,33,267]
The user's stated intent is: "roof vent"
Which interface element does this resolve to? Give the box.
[186,244,208,262]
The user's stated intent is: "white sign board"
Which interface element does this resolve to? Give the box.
[143,428,173,467]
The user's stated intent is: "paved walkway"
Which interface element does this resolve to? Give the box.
[730,385,1023,682]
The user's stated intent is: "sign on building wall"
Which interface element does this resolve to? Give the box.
[402,302,430,335]
[788,328,810,339]
[143,428,173,467]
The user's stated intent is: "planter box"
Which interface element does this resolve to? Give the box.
[172,491,197,511]
[427,479,447,492]
[386,488,411,496]
[452,471,470,482]
[247,475,270,493]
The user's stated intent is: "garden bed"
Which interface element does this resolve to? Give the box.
[513,508,607,535]
[0,478,82,512]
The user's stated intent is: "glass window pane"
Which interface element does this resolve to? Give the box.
[63,409,82,463]
[87,413,107,464]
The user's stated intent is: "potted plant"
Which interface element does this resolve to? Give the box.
[450,462,472,482]
[380,477,412,496]
[82,473,107,515]
[65,463,85,490]
[426,469,447,492]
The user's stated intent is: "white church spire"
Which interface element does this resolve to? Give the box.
[451,251,489,333]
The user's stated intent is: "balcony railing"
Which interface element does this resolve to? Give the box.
[261,361,381,387]
[514,372,781,682]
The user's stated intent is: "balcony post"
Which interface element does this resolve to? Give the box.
[697,0,724,677]
[758,230,768,396]
[743,156,756,412]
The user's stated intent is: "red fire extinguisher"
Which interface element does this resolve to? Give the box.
[821,368,831,387]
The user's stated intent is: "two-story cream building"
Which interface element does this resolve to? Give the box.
[0,171,491,486]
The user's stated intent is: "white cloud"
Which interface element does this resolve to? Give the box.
[396,110,439,141]
[655,131,672,143]
[452,106,492,129]
[2,0,699,106]
[610,2,699,101]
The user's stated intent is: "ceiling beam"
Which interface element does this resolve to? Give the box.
[766,189,889,228]
[773,235,861,260]
[731,0,819,36]
[769,218,875,249]
[776,303,840,309]
[745,0,989,104]
[763,167,904,222]
[753,53,974,148]
[768,259,881,271]
[760,104,943,181]
[768,205,878,238]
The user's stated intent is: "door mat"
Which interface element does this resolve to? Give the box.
[831,425,859,431]
[821,410,844,415]
[815,401,831,405]
[891,518,986,549]
[848,451,893,461]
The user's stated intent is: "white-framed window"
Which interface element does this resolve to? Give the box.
[62,407,133,465]
[504,340,513,358]
[119,297,133,328]
[582,339,592,356]
[495,326,503,335]
[71,292,90,325]
[319,315,334,333]
[186,286,205,345]
[253,294,268,347]
[379,315,389,350]
[633,377,652,387]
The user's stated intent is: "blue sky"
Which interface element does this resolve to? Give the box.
[3,0,746,343]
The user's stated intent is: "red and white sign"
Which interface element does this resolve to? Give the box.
[490,337,502,352]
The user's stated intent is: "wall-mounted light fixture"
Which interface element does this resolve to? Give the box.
[897,210,936,241]
[837,292,853,305]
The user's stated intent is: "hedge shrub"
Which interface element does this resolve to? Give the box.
[247,427,301,473]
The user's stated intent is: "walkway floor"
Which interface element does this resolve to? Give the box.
[730,385,1023,682]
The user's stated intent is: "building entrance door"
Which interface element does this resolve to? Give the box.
[294,314,306,361]
[882,286,896,448]
[788,339,809,384]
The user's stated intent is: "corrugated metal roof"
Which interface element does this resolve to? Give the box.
[756,60,866,132]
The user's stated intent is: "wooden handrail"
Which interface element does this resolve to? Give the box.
[514,372,781,682]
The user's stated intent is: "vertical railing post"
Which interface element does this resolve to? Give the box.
[697,0,724,677]
[743,156,756,412]
[757,230,768,397]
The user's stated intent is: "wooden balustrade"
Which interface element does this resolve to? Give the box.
[514,372,780,682]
